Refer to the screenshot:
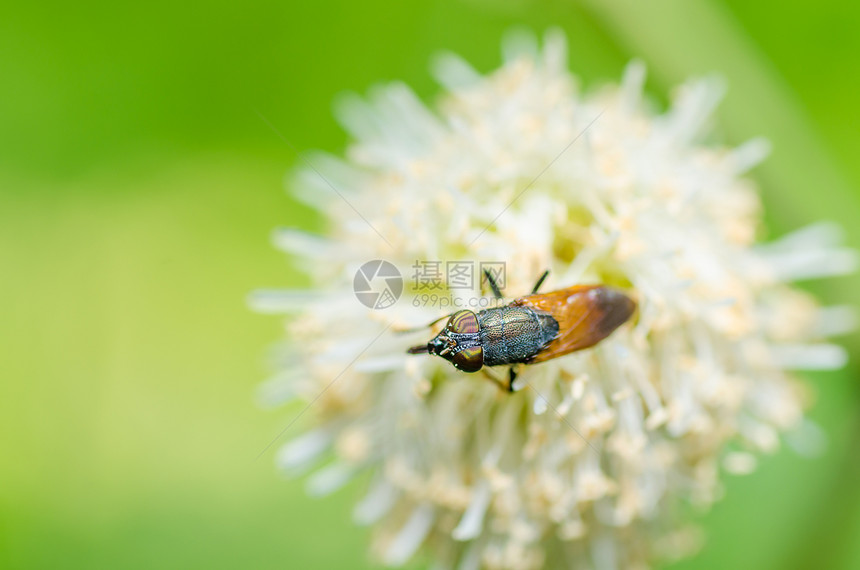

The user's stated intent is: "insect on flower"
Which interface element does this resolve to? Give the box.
[407,270,636,390]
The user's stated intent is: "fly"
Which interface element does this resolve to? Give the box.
[406,270,636,391]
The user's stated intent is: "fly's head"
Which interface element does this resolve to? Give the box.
[408,310,484,373]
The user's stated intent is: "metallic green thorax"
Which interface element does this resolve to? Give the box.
[477,306,559,366]
[426,307,559,373]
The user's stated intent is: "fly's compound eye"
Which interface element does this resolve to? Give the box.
[452,345,483,373]
[445,311,483,372]
[447,310,479,334]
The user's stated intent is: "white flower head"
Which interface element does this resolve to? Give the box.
[256,30,855,570]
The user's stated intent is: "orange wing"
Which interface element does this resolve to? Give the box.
[511,285,636,364]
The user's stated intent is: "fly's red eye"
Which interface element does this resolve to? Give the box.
[447,310,479,334]
[452,346,483,372]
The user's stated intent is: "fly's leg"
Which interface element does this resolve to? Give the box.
[507,365,524,392]
[394,314,451,334]
[481,368,509,391]
[483,269,504,300]
[484,366,522,392]
[531,270,550,294]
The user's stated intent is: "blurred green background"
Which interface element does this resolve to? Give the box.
[2,1,859,568]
